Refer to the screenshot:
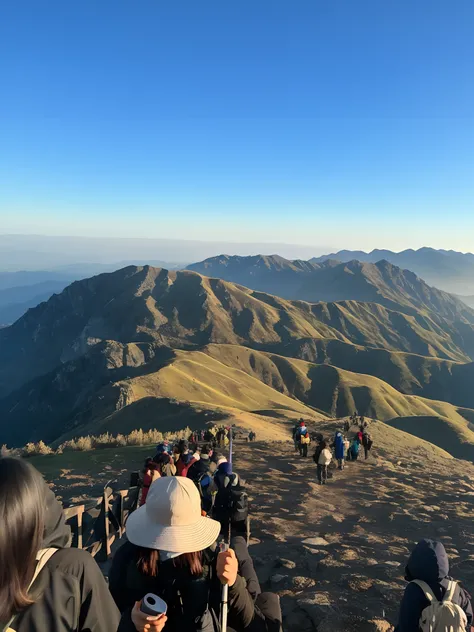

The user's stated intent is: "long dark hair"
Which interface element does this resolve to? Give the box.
[138,548,203,578]
[0,457,46,622]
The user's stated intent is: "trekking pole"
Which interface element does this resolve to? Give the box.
[220,426,233,632]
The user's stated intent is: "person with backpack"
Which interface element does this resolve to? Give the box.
[349,437,360,461]
[0,456,126,632]
[362,432,373,460]
[315,440,332,485]
[110,477,282,632]
[213,462,250,543]
[187,445,215,514]
[295,422,310,457]
[396,539,473,632]
[332,431,346,470]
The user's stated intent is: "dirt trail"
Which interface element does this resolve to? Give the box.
[233,423,474,631]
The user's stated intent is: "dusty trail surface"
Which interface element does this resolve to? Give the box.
[234,421,474,631]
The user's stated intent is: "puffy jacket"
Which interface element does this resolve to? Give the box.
[110,541,267,632]
[396,539,473,632]
[318,448,332,465]
[187,456,211,482]
[2,486,120,632]
[176,452,197,477]
[334,432,345,459]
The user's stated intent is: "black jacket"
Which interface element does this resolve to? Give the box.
[396,539,473,632]
[187,456,211,482]
[3,487,121,632]
[110,540,259,632]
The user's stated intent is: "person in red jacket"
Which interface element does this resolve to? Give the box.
[140,458,161,506]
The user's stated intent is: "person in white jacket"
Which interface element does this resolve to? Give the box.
[313,440,332,485]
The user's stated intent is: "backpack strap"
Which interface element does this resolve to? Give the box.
[412,579,438,603]
[2,549,57,632]
[443,580,458,603]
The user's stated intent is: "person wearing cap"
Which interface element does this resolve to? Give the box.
[110,477,281,632]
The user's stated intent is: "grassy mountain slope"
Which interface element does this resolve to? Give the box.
[272,337,474,409]
[75,345,474,460]
[3,265,472,399]
[385,415,474,461]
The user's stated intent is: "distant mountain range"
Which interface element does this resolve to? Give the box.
[311,247,474,295]
[1,264,474,460]
[188,255,474,325]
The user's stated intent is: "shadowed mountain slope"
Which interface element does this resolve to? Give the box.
[312,247,474,295]
[3,265,473,400]
[188,255,474,324]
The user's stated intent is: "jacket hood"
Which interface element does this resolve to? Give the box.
[405,539,449,582]
[42,485,72,549]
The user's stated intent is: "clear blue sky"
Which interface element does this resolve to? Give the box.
[0,0,473,252]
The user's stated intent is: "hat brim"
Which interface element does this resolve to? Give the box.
[126,505,221,553]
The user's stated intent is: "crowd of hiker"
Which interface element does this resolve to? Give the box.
[291,415,374,485]
[0,429,282,632]
[1,417,473,632]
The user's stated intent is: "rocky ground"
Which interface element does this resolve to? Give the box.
[34,416,474,631]
[234,420,474,632]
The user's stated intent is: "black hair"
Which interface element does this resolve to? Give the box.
[0,457,46,621]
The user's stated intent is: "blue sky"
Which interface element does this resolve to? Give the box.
[0,0,473,252]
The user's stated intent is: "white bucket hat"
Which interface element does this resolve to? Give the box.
[126,476,221,553]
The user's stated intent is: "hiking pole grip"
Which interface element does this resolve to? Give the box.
[220,542,229,632]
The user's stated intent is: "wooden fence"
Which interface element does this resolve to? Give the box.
[63,474,140,562]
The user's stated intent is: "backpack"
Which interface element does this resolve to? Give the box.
[195,473,214,513]
[412,579,467,632]
[213,475,249,526]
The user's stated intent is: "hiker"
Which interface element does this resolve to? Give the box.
[333,431,346,470]
[156,450,177,477]
[296,421,310,457]
[344,419,350,433]
[140,457,161,506]
[396,539,473,632]
[214,462,251,546]
[343,435,350,459]
[314,440,332,485]
[109,477,282,632]
[175,440,197,477]
[0,456,123,632]
[187,445,215,513]
[249,431,256,442]
[349,437,360,461]
[362,432,373,460]
[292,423,300,452]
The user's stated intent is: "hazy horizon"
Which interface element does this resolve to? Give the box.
[0,233,474,274]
